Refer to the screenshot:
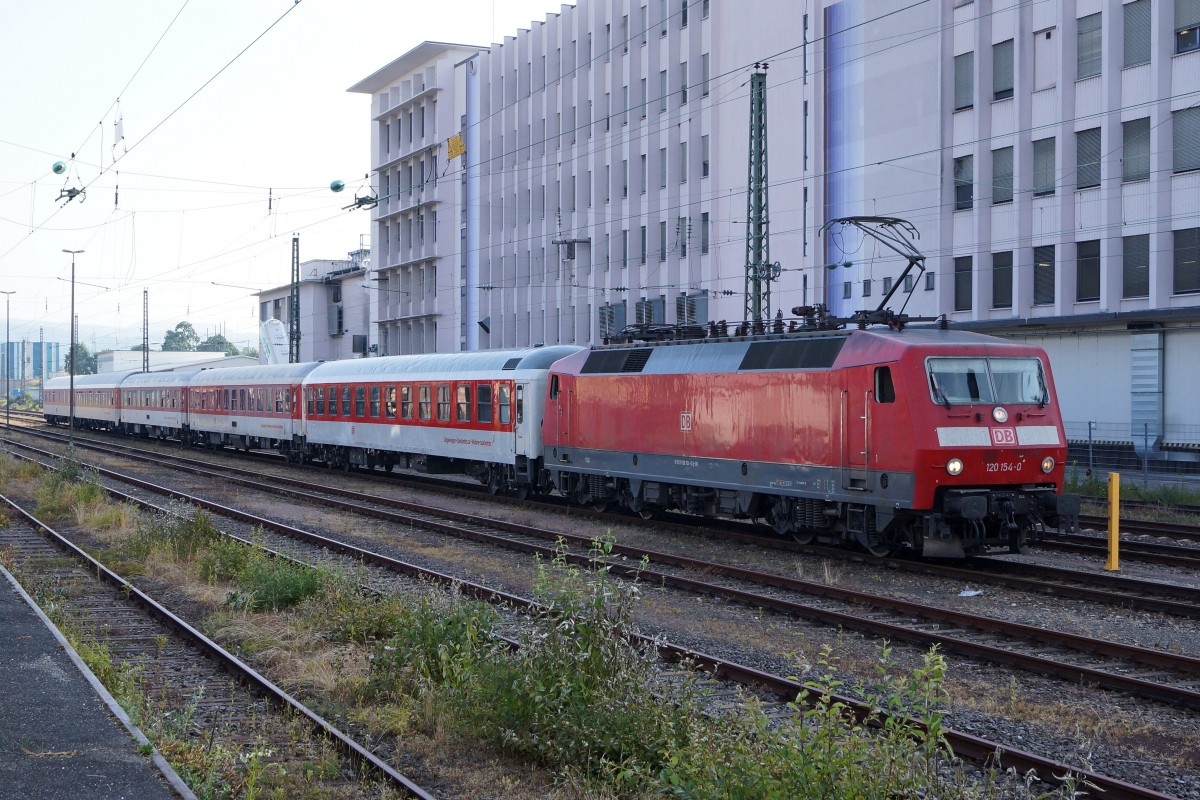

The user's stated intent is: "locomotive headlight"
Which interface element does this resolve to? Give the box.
[1041,456,1055,473]
[946,458,964,476]
[992,406,1008,423]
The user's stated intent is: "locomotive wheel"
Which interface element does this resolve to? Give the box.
[865,541,894,557]
[791,529,816,545]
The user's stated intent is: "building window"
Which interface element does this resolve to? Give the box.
[843,281,852,300]
[993,39,1014,100]
[1180,0,1200,54]
[1175,107,1200,173]
[992,147,1013,203]
[701,135,710,177]
[954,52,974,110]
[1076,240,1101,301]
[1033,28,1057,90]
[1122,234,1150,298]
[659,220,667,261]
[1076,128,1102,189]
[953,155,973,210]
[679,141,688,183]
[1122,118,1151,182]
[1077,13,1102,79]
[862,278,872,297]
[1176,228,1200,294]
[1124,0,1151,67]
[1033,245,1055,305]
[954,256,972,311]
[992,251,1013,308]
[641,225,648,263]
[882,276,893,294]
[1033,138,1056,196]
[700,212,710,254]
[925,271,936,291]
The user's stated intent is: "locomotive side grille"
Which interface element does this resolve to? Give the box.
[580,348,654,374]
[738,338,844,371]
[621,348,653,372]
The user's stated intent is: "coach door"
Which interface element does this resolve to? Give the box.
[840,378,870,491]
[513,383,529,455]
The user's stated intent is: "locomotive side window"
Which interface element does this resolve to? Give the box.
[418,385,431,420]
[355,386,366,417]
[549,375,559,399]
[498,384,512,425]
[385,387,397,419]
[315,387,326,416]
[437,384,451,422]
[456,385,471,422]
[369,386,381,417]
[401,385,413,419]
[477,384,493,423]
[874,367,895,403]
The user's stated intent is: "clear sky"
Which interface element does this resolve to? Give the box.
[0,0,568,354]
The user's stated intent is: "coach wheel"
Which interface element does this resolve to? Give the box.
[637,506,660,520]
[592,500,611,513]
[865,540,894,558]
[486,469,503,495]
[515,484,531,501]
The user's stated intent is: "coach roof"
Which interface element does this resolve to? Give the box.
[307,346,585,381]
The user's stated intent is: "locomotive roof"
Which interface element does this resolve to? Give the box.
[570,328,1041,375]
[307,345,585,380]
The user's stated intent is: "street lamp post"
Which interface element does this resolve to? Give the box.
[1,291,12,430]
[63,249,83,449]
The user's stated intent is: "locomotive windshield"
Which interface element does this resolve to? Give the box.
[927,357,1047,406]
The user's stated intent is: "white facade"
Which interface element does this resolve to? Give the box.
[351,0,1200,447]
[256,249,373,363]
[95,351,258,374]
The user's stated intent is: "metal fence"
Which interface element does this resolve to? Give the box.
[1064,421,1200,484]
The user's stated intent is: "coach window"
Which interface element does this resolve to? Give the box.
[259,389,266,412]
[477,384,493,423]
[456,385,471,422]
[306,389,315,416]
[327,387,338,416]
[385,386,397,419]
[354,386,366,417]
[498,383,511,425]
[400,385,413,419]
[342,386,352,417]
[437,384,451,422]
[418,385,431,420]
[370,386,381,417]
[874,367,895,403]
[240,388,248,410]
[315,387,326,416]
[515,384,524,424]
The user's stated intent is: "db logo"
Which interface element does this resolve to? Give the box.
[991,427,1017,446]
[680,412,693,432]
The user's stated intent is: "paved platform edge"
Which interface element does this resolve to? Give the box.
[1,564,198,800]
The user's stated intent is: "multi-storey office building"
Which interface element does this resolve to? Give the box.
[352,0,1200,454]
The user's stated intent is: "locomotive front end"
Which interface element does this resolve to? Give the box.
[913,351,1079,557]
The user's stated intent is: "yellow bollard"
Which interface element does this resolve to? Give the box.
[1105,472,1120,572]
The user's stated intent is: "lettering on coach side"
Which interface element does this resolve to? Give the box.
[991,427,1017,446]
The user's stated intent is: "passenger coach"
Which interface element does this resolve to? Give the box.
[44,371,138,430]
[187,362,320,457]
[301,346,583,491]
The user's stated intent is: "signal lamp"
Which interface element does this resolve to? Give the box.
[946,458,964,476]
[992,406,1008,423]
[1041,457,1055,473]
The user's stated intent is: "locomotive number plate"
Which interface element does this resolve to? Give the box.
[984,461,1022,473]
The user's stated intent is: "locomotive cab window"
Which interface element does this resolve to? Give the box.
[874,367,895,403]
[927,357,1048,406]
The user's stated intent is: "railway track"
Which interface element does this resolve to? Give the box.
[0,494,436,800]
[10,421,1200,622]
[9,430,1200,711]
[1,437,1183,800]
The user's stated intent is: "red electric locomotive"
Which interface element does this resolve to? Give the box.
[541,326,1078,558]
